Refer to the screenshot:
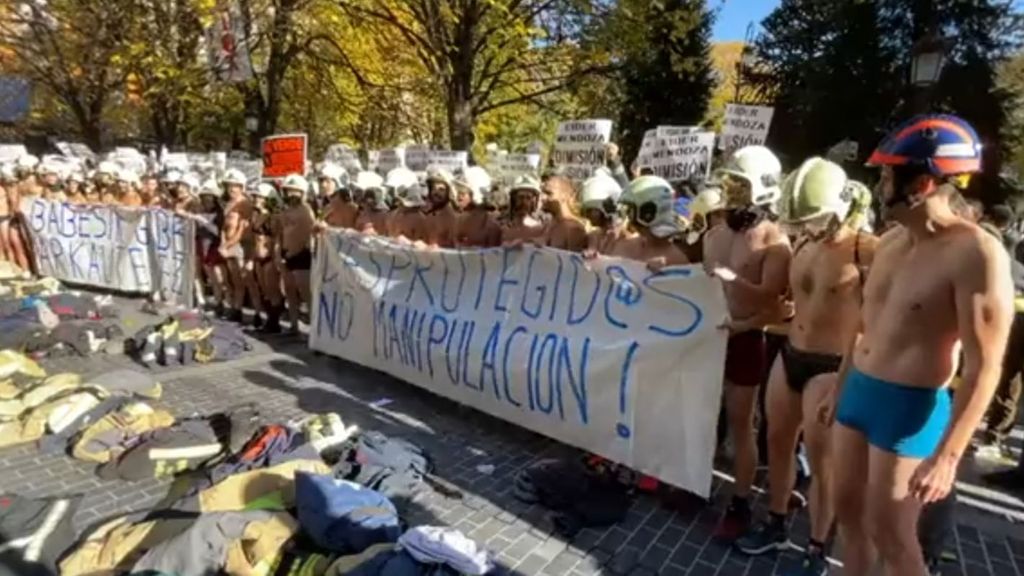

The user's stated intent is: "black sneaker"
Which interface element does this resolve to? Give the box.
[713,503,752,543]
[735,519,790,555]
[786,549,829,575]
[251,313,264,330]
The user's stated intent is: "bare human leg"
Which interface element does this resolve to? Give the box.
[833,423,876,575]
[803,373,838,544]
[866,446,928,576]
[736,356,800,555]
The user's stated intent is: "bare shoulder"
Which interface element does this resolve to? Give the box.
[763,221,791,249]
[854,229,881,266]
[951,222,1010,273]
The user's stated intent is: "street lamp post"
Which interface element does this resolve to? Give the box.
[909,31,951,114]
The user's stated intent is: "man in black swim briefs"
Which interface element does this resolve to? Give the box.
[735,158,877,575]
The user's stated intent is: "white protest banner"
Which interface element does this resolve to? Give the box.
[325,144,363,173]
[494,153,541,186]
[21,198,197,303]
[376,149,405,173]
[552,119,613,181]
[426,151,468,173]
[56,142,96,161]
[226,159,263,183]
[719,104,775,152]
[637,128,715,182]
[405,146,430,172]
[310,231,728,497]
[0,144,28,162]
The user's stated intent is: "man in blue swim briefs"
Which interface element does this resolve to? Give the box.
[736,158,877,575]
[821,115,1014,576]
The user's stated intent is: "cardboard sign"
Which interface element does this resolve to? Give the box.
[636,127,715,182]
[719,104,775,152]
[494,153,541,186]
[310,231,729,497]
[405,145,431,172]
[262,134,308,178]
[325,144,363,173]
[22,198,196,303]
[552,119,613,181]
[426,151,468,173]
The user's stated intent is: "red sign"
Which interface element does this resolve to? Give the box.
[261,134,307,178]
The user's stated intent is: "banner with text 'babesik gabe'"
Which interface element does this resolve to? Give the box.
[21,198,196,303]
[309,230,728,497]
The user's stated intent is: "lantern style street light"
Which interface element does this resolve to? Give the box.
[910,32,950,87]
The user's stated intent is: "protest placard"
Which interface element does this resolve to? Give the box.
[56,142,96,161]
[262,134,308,178]
[719,104,775,152]
[494,153,541,185]
[325,144,363,173]
[0,144,28,162]
[636,128,715,182]
[404,145,430,172]
[310,231,728,496]
[21,198,196,303]
[205,4,253,83]
[426,150,468,173]
[551,119,613,181]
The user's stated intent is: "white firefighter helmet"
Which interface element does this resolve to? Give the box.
[454,166,492,205]
[17,154,39,171]
[581,172,623,213]
[352,170,384,192]
[96,161,118,177]
[685,185,727,244]
[397,183,428,208]
[162,169,183,184]
[280,174,309,195]
[198,177,219,197]
[778,157,851,225]
[67,170,86,185]
[510,175,542,195]
[250,181,277,199]
[0,164,17,182]
[221,168,248,187]
[116,168,140,186]
[385,167,417,193]
[621,175,684,239]
[179,172,200,192]
[318,163,348,189]
[426,167,455,198]
[715,145,783,208]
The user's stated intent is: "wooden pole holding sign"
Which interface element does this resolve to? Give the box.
[261,134,308,178]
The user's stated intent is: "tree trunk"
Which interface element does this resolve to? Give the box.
[447,87,475,151]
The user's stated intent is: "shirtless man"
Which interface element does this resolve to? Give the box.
[0,172,13,262]
[500,176,546,246]
[275,174,316,335]
[389,183,430,243]
[353,171,390,236]
[316,164,346,219]
[37,163,64,201]
[65,172,86,204]
[140,174,161,206]
[703,145,792,541]
[454,167,502,248]
[607,175,688,268]
[825,115,1012,576]
[248,182,283,332]
[118,171,143,207]
[0,165,30,271]
[219,169,252,323]
[683,185,728,264]
[580,171,623,255]
[320,187,360,230]
[734,158,877,574]
[424,168,458,248]
[539,175,588,252]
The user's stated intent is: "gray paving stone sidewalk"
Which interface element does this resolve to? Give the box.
[1,334,1023,575]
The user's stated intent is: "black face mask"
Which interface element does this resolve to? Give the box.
[726,206,766,232]
[285,195,302,206]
